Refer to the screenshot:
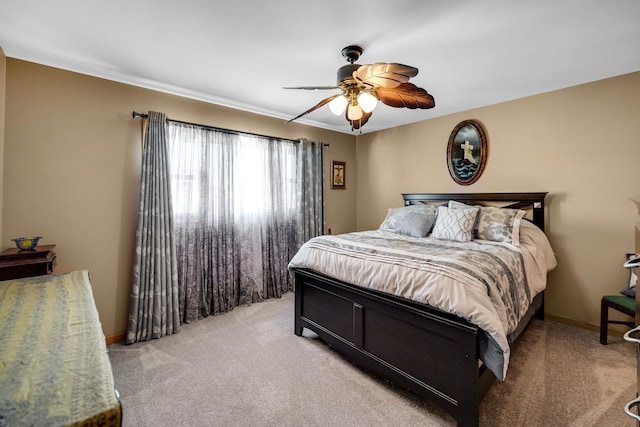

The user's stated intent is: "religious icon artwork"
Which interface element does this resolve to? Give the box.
[446,119,488,185]
[331,160,346,189]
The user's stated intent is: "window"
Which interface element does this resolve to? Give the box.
[164,121,324,322]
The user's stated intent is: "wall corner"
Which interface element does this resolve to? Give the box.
[0,47,6,246]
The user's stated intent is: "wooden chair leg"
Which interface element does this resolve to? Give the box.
[600,298,608,345]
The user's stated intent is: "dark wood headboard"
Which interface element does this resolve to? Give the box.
[402,192,548,231]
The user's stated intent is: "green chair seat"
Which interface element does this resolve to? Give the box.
[603,295,636,312]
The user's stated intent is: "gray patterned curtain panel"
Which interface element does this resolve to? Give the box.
[296,138,325,246]
[126,111,181,344]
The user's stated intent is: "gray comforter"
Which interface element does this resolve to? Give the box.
[289,228,555,380]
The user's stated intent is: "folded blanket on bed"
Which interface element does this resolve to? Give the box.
[289,228,554,380]
[0,271,121,426]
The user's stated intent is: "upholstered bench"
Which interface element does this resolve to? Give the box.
[600,295,635,344]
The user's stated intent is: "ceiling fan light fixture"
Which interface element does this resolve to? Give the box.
[329,95,348,115]
[286,45,435,130]
[357,91,378,113]
[347,103,363,121]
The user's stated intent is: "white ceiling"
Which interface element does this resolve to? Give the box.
[1,0,639,134]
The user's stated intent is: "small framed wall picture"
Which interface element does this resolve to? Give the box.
[331,160,346,189]
[446,119,488,185]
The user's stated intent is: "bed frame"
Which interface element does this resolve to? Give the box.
[293,192,548,426]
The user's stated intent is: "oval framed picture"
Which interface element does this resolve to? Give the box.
[446,119,488,185]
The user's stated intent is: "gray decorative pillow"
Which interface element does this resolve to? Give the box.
[476,206,526,245]
[431,206,479,242]
[448,200,526,246]
[380,204,438,238]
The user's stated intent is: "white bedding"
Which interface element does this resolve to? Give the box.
[288,220,556,380]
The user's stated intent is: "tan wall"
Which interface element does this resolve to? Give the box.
[355,71,640,328]
[3,59,357,339]
[0,48,6,241]
[5,55,638,336]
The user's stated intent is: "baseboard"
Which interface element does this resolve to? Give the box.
[545,313,599,332]
[103,316,630,345]
[545,313,630,338]
[106,332,126,345]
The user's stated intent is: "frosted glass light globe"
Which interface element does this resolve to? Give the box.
[347,103,363,121]
[329,95,348,115]
[357,92,378,113]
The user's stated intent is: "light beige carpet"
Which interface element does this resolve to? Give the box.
[108,293,636,426]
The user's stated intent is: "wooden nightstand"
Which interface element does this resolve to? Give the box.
[0,245,57,281]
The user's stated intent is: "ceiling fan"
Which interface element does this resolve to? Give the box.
[285,45,435,131]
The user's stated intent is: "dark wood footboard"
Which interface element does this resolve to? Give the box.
[294,268,495,426]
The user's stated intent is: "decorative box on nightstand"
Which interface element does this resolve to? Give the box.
[0,245,57,281]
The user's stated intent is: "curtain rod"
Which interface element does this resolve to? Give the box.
[132,111,329,147]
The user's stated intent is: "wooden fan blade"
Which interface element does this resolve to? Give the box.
[288,94,340,123]
[283,86,338,90]
[345,110,372,130]
[376,83,435,109]
[354,63,419,89]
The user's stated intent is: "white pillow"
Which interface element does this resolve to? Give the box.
[431,206,479,242]
[519,220,557,271]
[379,204,438,238]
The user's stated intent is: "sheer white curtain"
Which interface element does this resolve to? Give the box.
[167,122,322,323]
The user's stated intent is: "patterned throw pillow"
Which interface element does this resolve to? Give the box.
[448,200,526,246]
[476,206,526,246]
[431,206,479,242]
[379,204,438,238]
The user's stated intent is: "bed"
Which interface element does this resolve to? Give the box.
[288,192,556,426]
[0,270,122,426]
